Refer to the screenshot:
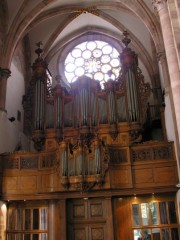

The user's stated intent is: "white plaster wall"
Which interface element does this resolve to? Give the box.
[0,58,30,153]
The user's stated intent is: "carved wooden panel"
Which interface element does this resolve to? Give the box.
[134,168,154,184]
[154,166,178,184]
[40,173,53,188]
[41,152,57,168]
[19,176,37,191]
[90,203,103,217]
[74,227,88,240]
[131,143,174,162]
[3,176,18,193]
[109,166,132,188]
[73,204,85,218]
[90,227,104,240]
[20,157,38,169]
[3,157,19,169]
[133,163,178,188]
[109,148,128,163]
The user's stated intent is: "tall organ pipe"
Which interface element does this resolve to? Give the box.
[56,96,62,128]
[80,87,88,126]
[108,91,116,124]
[120,32,140,123]
[31,44,48,132]
[54,80,63,130]
[62,147,68,176]
[104,80,117,124]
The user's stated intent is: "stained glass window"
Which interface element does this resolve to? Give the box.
[64,40,121,88]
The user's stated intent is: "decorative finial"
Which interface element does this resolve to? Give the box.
[122,30,131,47]
[35,41,43,57]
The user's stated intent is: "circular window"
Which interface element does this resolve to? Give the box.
[63,39,122,88]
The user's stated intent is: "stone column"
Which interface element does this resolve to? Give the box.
[157,51,178,140]
[152,0,180,223]
[157,51,170,92]
[152,0,180,144]
[0,68,11,111]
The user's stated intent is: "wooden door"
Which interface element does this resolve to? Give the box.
[67,198,113,240]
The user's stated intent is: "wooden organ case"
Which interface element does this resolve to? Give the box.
[1,33,179,240]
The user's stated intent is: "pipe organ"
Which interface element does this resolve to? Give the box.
[2,32,179,240]
[28,33,154,191]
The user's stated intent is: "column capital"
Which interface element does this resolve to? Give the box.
[157,51,166,62]
[152,0,167,12]
[0,67,11,78]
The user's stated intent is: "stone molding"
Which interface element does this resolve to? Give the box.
[152,0,167,12]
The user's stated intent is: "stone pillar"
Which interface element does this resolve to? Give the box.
[152,0,180,225]
[152,0,180,144]
[0,68,11,111]
[48,199,66,240]
[157,51,170,92]
[157,51,178,140]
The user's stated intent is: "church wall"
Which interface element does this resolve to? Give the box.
[0,43,31,153]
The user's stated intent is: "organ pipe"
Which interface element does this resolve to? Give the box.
[104,80,117,124]
[120,31,140,122]
[61,143,68,176]
[94,137,101,174]
[54,77,63,129]
[32,46,47,131]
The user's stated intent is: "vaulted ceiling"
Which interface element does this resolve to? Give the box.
[2,0,165,88]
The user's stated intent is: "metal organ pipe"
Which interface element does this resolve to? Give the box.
[80,87,88,126]
[62,147,68,176]
[56,96,62,129]
[91,92,96,126]
[40,80,45,129]
[125,68,139,122]
[74,95,79,127]
[34,78,45,130]
[95,147,101,174]
[108,91,116,124]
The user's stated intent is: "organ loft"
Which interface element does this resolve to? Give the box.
[0,32,179,240]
